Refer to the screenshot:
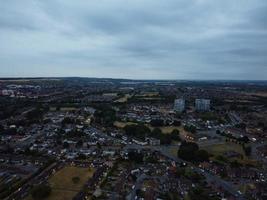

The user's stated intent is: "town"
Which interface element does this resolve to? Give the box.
[0,78,266,200]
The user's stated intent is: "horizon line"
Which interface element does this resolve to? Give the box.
[0,76,267,82]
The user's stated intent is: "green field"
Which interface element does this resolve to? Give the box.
[202,142,260,166]
[114,94,132,103]
[49,107,79,111]
[201,142,245,157]
[114,121,137,128]
[114,121,189,140]
[26,166,95,200]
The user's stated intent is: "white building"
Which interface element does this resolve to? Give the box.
[174,99,185,112]
[195,99,210,112]
[146,137,161,146]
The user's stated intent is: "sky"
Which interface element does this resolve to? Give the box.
[0,0,267,80]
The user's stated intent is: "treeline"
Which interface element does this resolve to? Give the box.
[124,124,180,145]
[216,130,250,143]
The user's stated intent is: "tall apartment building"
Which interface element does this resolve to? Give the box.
[174,98,185,112]
[195,99,210,111]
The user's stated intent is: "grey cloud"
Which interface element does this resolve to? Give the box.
[0,0,266,80]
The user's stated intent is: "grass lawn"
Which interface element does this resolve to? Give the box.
[114,94,132,103]
[166,146,180,158]
[114,121,183,134]
[155,126,180,134]
[60,107,78,111]
[26,166,95,200]
[49,107,78,111]
[203,142,260,167]
[114,121,137,128]
[238,183,256,194]
[114,121,190,140]
[201,142,245,157]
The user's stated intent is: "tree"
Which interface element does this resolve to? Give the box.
[173,120,181,126]
[31,184,51,200]
[0,124,4,131]
[195,149,210,162]
[184,168,205,182]
[230,160,242,168]
[160,134,172,145]
[63,142,69,149]
[244,145,252,156]
[170,129,180,141]
[77,153,86,160]
[26,106,45,121]
[235,123,246,130]
[152,128,162,137]
[151,128,173,145]
[124,124,151,140]
[178,141,199,161]
[128,151,144,163]
[184,125,197,134]
[76,140,83,148]
[96,142,102,149]
[258,122,265,127]
[239,136,249,143]
[177,141,209,162]
[62,117,73,125]
[93,106,116,127]
[188,186,218,200]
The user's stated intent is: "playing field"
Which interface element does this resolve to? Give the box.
[49,107,78,111]
[114,94,132,103]
[26,166,95,200]
[114,121,137,128]
[114,121,190,140]
[201,142,245,157]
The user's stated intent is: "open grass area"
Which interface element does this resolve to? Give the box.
[49,166,94,191]
[202,142,260,167]
[114,121,190,140]
[156,126,187,135]
[238,183,256,194]
[26,166,95,200]
[245,92,267,97]
[166,146,180,158]
[49,107,78,111]
[135,92,159,97]
[114,121,137,128]
[114,94,132,103]
[201,142,245,157]
[114,121,182,134]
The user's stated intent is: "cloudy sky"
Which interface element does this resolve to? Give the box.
[0,0,267,80]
